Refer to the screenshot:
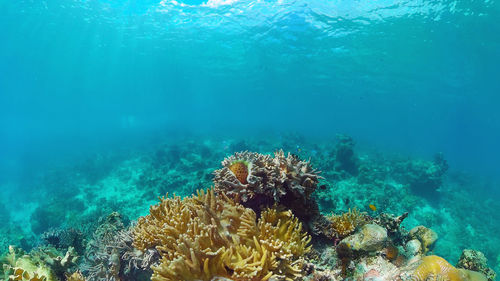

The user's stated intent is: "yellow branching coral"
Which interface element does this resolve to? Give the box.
[327,208,367,238]
[65,271,85,281]
[412,255,487,281]
[133,189,311,281]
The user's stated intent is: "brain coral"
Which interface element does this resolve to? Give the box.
[213,150,322,224]
[133,188,311,281]
[412,255,487,281]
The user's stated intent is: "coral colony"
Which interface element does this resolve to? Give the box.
[0,137,497,281]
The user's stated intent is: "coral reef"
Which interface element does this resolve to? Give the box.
[392,153,449,199]
[41,228,84,254]
[409,226,438,254]
[213,150,325,236]
[83,212,154,281]
[1,245,79,281]
[1,135,499,281]
[412,255,487,281]
[133,188,311,281]
[457,249,497,281]
[332,135,359,177]
[65,271,85,281]
[374,212,409,244]
[327,208,368,239]
[340,223,388,253]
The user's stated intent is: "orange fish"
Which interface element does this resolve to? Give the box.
[369,204,377,211]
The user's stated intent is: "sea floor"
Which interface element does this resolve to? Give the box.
[0,134,498,280]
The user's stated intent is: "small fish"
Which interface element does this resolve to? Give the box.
[320,184,327,190]
[344,198,350,205]
[369,204,377,211]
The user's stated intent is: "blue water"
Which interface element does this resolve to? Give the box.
[2,0,499,180]
[1,0,500,274]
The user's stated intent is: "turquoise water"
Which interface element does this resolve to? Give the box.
[1,0,500,279]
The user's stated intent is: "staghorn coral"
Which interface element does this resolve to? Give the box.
[213,150,324,235]
[133,188,311,281]
[412,255,487,281]
[327,208,368,238]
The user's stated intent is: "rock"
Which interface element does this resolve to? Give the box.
[342,224,387,253]
[457,249,497,281]
[405,239,422,258]
[409,226,438,254]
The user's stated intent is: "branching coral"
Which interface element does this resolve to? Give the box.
[327,208,368,238]
[213,150,323,228]
[133,189,311,281]
[213,151,277,203]
[83,212,155,281]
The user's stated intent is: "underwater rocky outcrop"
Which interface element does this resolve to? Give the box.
[457,249,497,281]
[132,188,311,281]
[392,152,449,199]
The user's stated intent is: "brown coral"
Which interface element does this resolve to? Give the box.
[213,151,276,202]
[213,150,323,230]
[327,208,368,238]
[133,189,311,281]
